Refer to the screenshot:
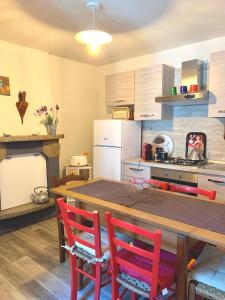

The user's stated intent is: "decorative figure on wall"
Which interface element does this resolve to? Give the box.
[16,91,29,124]
[0,76,10,96]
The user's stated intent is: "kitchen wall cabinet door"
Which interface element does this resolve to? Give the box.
[105,71,135,107]
[134,64,174,120]
[208,50,225,117]
[198,173,225,202]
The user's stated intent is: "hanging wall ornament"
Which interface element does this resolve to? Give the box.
[16,91,29,124]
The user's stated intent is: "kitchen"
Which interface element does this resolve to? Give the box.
[0,1,225,300]
[94,57,225,203]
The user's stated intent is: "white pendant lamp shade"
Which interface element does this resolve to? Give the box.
[75,1,112,53]
[75,30,112,46]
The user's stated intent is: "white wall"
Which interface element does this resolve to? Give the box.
[0,40,53,134]
[97,36,225,118]
[0,40,98,172]
[49,55,98,169]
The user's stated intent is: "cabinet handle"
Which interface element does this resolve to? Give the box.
[114,100,125,103]
[139,114,155,117]
[218,110,225,113]
[208,178,225,184]
[164,170,168,176]
[129,167,144,171]
[184,94,195,99]
[178,171,182,179]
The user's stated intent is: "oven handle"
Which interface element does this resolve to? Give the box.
[208,178,225,184]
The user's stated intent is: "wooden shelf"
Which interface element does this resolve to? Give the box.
[0,134,64,143]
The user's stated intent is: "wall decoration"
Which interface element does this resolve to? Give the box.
[16,91,29,124]
[0,76,10,96]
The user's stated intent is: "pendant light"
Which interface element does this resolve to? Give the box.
[75,1,112,54]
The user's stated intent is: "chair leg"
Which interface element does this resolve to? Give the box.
[130,291,136,300]
[94,263,101,300]
[58,220,66,263]
[70,255,77,300]
[111,274,120,300]
[77,258,83,290]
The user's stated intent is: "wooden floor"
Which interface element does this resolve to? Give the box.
[0,218,142,300]
[0,217,72,300]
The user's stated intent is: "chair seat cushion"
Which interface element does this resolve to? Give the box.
[73,226,133,262]
[75,227,110,258]
[118,239,176,292]
[190,244,225,293]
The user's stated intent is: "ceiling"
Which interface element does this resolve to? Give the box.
[1,0,225,65]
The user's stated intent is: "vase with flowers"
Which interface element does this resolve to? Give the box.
[35,105,59,135]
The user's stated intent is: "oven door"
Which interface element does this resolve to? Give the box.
[151,167,198,195]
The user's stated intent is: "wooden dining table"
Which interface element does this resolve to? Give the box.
[51,178,225,300]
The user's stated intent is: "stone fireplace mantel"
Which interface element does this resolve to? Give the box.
[0,134,64,143]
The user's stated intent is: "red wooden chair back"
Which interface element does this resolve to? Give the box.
[147,179,169,191]
[170,184,216,200]
[57,198,102,259]
[105,211,162,299]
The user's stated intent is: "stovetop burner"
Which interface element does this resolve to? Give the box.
[157,157,208,166]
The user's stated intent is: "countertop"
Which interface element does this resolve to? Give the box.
[123,157,225,177]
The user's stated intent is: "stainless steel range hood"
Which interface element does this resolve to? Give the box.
[155,59,209,106]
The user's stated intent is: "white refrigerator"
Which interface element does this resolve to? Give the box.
[93,120,141,181]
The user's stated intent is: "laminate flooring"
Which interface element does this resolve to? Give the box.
[0,218,134,300]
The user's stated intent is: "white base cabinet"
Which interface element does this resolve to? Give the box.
[123,163,151,182]
[198,173,225,202]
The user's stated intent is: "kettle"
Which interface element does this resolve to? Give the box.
[31,186,49,204]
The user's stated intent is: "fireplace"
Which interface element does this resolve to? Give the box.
[0,153,47,210]
[0,134,64,212]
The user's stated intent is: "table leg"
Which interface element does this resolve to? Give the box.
[176,234,188,300]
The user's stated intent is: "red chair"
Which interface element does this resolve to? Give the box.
[58,198,110,300]
[105,212,176,300]
[170,184,216,200]
[146,179,169,191]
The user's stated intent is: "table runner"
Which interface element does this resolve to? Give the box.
[69,180,225,235]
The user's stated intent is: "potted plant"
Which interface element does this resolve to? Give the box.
[35,105,59,135]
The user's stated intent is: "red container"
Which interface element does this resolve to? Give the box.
[142,143,153,160]
[189,84,198,92]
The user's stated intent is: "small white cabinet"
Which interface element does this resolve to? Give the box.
[134,64,174,120]
[198,173,225,202]
[105,71,135,107]
[208,50,225,117]
[123,162,151,182]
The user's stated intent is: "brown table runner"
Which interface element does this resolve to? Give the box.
[70,180,225,235]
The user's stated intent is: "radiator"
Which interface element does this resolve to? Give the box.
[0,154,47,210]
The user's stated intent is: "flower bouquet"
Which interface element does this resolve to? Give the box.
[35,105,59,135]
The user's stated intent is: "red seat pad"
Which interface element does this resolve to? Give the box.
[118,239,176,291]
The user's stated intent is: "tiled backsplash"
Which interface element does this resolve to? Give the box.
[142,105,225,161]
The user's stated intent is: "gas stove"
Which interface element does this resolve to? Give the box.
[156,157,208,166]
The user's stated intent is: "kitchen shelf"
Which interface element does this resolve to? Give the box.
[155,90,209,106]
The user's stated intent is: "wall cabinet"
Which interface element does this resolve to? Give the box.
[208,50,225,117]
[105,71,134,107]
[134,64,174,120]
[198,173,225,202]
[123,163,151,182]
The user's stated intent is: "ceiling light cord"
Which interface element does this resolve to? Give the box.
[92,6,95,29]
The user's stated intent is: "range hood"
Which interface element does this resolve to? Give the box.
[155,59,209,106]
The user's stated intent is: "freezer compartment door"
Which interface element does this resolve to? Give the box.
[93,146,122,181]
[94,120,122,147]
